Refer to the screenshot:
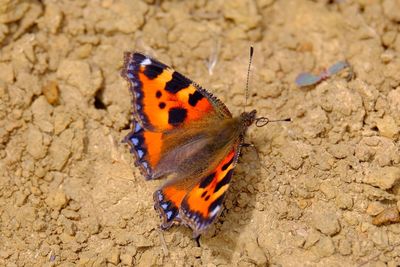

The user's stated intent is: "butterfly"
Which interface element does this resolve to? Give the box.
[121,50,277,237]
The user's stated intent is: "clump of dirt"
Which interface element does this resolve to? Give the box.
[1,0,400,266]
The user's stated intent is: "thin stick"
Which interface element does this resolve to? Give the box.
[158,229,169,256]
[245,46,254,112]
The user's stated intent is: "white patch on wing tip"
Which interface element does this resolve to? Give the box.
[209,206,220,218]
[141,58,152,66]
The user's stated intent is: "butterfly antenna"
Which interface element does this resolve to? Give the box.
[245,46,254,112]
[255,117,291,127]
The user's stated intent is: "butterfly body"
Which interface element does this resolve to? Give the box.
[121,52,257,237]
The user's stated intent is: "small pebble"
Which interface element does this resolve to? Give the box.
[314,236,335,257]
[42,80,59,105]
[364,167,400,190]
[372,207,400,226]
[366,202,385,216]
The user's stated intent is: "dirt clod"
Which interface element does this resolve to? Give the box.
[372,207,400,226]
[45,190,69,211]
[364,167,400,190]
[312,210,341,236]
[314,236,335,258]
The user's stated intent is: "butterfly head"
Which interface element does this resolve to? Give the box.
[240,109,257,128]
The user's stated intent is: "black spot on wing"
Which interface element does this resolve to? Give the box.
[208,192,226,214]
[214,169,233,192]
[188,91,204,107]
[221,156,234,171]
[165,71,191,94]
[143,64,165,79]
[156,90,162,98]
[168,107,187,125]
[199,173,215,188]
[132,53,146,63]
[201,191,207,198]
[159,102,166,109]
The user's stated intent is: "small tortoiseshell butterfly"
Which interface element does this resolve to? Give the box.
[121,50,280,237]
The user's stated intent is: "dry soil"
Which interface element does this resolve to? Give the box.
[1,0,400,266]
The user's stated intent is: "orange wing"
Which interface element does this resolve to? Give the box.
[153,145,240,237]
[121,52,231,179]
[122,52,231,131]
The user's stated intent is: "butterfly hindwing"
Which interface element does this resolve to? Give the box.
[154,146,240,236]
[121,52,232,179]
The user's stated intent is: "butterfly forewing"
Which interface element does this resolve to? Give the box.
[122,52,231,179]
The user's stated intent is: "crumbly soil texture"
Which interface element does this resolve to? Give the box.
[1,0,400,266]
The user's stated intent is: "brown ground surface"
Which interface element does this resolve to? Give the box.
[1,0,400,266]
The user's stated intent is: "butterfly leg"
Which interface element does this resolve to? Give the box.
[195,235,201,247]
[242,143,254,148]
